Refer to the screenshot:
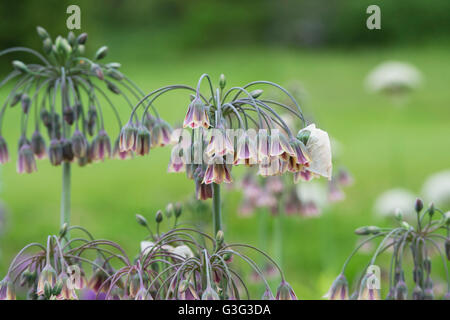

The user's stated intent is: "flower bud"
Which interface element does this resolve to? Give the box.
[91,63,104,80]
[48,139,63,166]
[175,203,182,218]
[106,80,120,94]
[106,62,121,69]
[91,131,111,161]
[67,31,76,45]
[201,285,219,300]
[424,258,431,274]
[31,131,46,159]
[61,139,74,162]
[71,130,88,158]
[95,46,108,60]
[0,136,10,164]
[76,44,85,55]
[136,214,148,227]
[106,68,124,81]
[59,223,68,238]
[63,106,75,125]
[12,60,29,73]
[55,36,71,56]
[355,226,380,235]
[10,93,22,107]
[276,280,297,300]
[21,94,31,114]
[36,26,50,39]
[216,230,224,246]
[428,202,435,217]
[219,74,226,89]
[42,38,53,55]
[415,198,423,213]
[77,33,88,45]
[250,89,263,99]
[394,280,408,300]
[165,203,174,218]
[155,210,163,223]
[17,144,37,174]
[412,285,424,300]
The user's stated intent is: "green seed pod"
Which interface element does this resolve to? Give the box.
[52,279,63,296]
[95,46,108,60]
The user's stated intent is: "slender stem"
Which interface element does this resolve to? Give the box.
[61,162,71,234]
[212,183,222,235]
[273,203,283,270]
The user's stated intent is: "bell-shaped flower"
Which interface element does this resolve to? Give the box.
[234,131,258,166]
[37,264,57,296]
[135,126,151,156]
[324,274,349,300]
[203,156,232,184]
[205,128,233,157]
[183,97,210,129]
[119,121,137,152]
[31,131,46,159]
[17,143,37,173]
[275,280,297,300]
[0,136,9,164]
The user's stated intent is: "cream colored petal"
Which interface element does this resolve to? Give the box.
[299,124,332,180]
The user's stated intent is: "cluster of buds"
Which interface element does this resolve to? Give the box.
[328,199,450,300]
[133,208,297,300]
[0,26,164,173]
[121,74,332,201]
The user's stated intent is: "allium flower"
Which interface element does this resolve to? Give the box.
[202,157,232,184]
[48,139,63,166]
[0,278,15,300]
[91,130,111,161]
[422,170,450,209]
[56,273,78,300]
[151,119,173,147]
[201,285,219,300]
[31,131,46,159]
[37,264,57,296]
[324,274,349,300]
[275,280,297,300]
[205,129,234,157]
[194,168,213,200]
[112,139,132,160]
[357,274,380,300]
[296,124,332,180]
[0,136,9,164]
[365,61,422,94]
[234,132,258,166]
[119,122,137,152]
[269,133,294,160]
[17,144,37,174]
[373,188,416,219]
[135,126,151,156]
[183,97,210,129]
[179,281,199,300]
[71,129,88,158]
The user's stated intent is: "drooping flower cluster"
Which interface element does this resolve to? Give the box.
[121,74,332,201]
[329,199,450,300]
[0,26,167,173]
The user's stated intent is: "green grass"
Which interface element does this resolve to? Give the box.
[1,41,449,299]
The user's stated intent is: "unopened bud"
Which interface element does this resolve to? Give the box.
[12,60,29,73]
[136,214,148,227]
[77,33,88,45]
[59,223,68,238]
[36,26,50,39]
[219,74,226,89]
[216,230,224,246]
[165,203,174,218]
[95,46,108,60]
[155,210,163,223]
[174,202,182,218]
[415,198,423,213]
[428,202,435,217]
[250,89,263,99]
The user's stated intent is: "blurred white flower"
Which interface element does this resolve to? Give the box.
[422,170,450,209]
[171,245,194,259]
[373,188,416,218]
[365,61,422,94]
[298,123,332,180]
[140,241,174,255]
[297,181,328,209]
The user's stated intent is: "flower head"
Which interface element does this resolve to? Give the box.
[202,157,232,184]
[119,122,137,152]
[183,97,210,129]
[275,280,297,300]
[17,144,37,173]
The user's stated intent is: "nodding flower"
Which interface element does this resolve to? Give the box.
[31,131,46,159]
[234,132,258,166]
[205,129,234,157]
[178,281,199,300]
[119,121,137,152]
[325,274,349,300]
[150,120,172,148]
[358,274,381,300]
[201,285,219,300]
[258,156,286,177]
[0,278,15,300]
[167,147,185,173]
[270,133,295,160]
[276,280,297,300]
[56,273,78,300]
[17,143,37,173]
[135,126,151,156]
[71,129,88,158]
[92,130,111,161]
[48,139,63,166]
[183,97,210,129]
[0,136,9,164]
[37,264,57,296]
[194,167,213,200]
[113,139,132,160]
[202,157,232,185]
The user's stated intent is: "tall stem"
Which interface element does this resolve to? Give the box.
[273,202,283,270]
[212,183,222,235]
[61,162,71,231]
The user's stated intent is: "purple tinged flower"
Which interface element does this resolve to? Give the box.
[119,122,137,152]
[261,288,275,300]
[21,94,31,114]
[61,138,75,162]
[112,138,132,160]
[325,274,349,300]
[179,281,199,300]
[328,180,345,202]
[71,129,88,158]
[194,167,213,200]
[0,136,9,164]
[394,280,408,300]
[37,264,57,296]
[358,274,381,300]
[183,97,210,129]
[17,144,37,174]
[202,157,232,185]
[269,134,294,159]
[412,285,424,300]
[92,130,111,161]
[205,129,234,157]
[337,167,354,186]
[234,132,258,166]
[276,280,297,300]
[135,126,151,156]
[150,119,172,147]
[63,106,75,125]
[201,285,219,300]
[168,147,185,173]
[55,273,78,300]
[48,139,63,166]
[0,278,15,300]
[31,131,46,159]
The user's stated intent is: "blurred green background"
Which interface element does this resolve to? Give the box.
[1,0,450,299]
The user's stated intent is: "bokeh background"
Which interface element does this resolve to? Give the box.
[1,0,450,299]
